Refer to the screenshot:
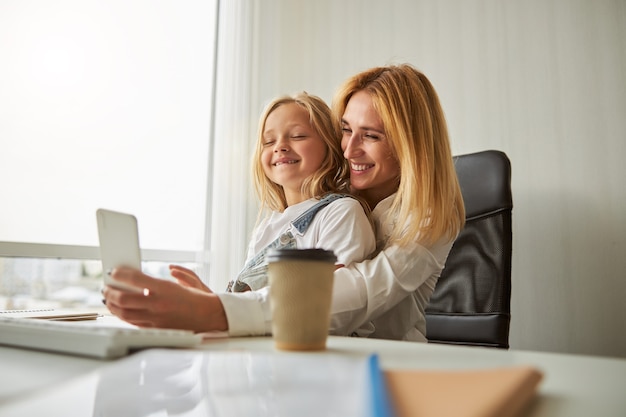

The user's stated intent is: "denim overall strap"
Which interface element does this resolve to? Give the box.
[228,193,349,292]
[290,193,348,234]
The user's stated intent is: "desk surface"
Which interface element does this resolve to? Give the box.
[1,323,625,416]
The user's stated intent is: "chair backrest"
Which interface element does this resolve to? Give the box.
[425,150,513,348]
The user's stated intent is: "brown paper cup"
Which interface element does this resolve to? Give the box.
[268,248,336,351]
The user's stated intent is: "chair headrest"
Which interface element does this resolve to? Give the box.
[453,150,513,220]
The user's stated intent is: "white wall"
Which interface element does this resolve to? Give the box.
[222,0,626,357]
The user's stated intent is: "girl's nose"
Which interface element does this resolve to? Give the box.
[274,139,290,152]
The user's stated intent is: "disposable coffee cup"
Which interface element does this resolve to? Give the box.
[267,248,337,351]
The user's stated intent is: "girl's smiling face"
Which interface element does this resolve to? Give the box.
[262,102,327,205]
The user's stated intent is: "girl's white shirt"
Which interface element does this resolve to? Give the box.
[218,193,454,341]
[244,197,373,267]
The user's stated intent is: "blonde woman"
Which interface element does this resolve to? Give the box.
[329,63,465,340]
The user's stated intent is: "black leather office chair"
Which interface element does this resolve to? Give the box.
[425,150,512,348]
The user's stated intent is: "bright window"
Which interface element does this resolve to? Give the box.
[0,0,218,308]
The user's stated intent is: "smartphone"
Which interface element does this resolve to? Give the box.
[96,208,143,293]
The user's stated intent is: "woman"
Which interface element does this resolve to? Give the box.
[328,64,465,340]
[105,64,464,341]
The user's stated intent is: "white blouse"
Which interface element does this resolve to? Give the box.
[218,194,454,341]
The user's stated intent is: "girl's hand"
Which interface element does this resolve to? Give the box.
[169,265,212,293]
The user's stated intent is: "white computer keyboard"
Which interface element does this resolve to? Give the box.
[0,316,204,359]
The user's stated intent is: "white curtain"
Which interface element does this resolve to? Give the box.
[207,0,260,290]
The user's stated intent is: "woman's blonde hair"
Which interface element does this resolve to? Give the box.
[332,64,465,246]
[252,92,349,211]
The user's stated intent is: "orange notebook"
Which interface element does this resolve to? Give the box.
[384,366,543,417]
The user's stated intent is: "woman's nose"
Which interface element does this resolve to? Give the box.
[342,134,362,159]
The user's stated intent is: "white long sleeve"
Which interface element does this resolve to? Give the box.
[328,194,454,341]
[218,287,271,336]
[329,237,452,341]
[217,194,454,341]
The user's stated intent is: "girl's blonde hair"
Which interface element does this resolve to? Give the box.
[252,92,349,211]
[332,64,465,246]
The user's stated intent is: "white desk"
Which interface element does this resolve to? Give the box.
[1,332,625,416]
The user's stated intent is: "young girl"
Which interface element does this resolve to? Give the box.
[225,92,375,292]
[103,93,375,332]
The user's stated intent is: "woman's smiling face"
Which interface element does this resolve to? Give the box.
[340,90,400,207]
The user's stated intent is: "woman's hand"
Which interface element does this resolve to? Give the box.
[169,265,212,293]
[102,267,227,332]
